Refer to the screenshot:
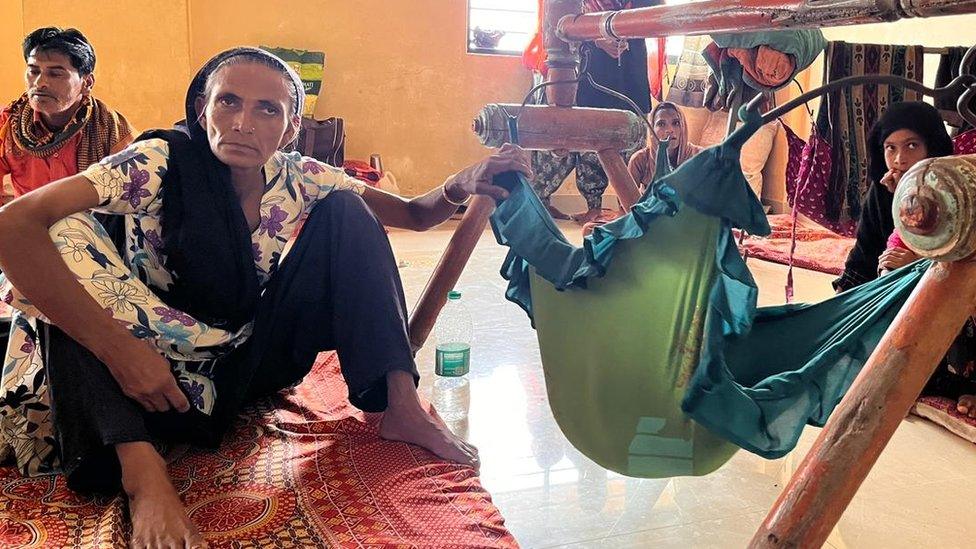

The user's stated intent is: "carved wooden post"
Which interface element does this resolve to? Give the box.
[408,104,645,350]
[473,103,645,152]
[896,155,976,261]
[596,149,641,211]
[475,103,645,210]
[750,155,976,548]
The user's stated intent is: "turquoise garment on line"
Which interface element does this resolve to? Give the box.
[708,30,827,92]
[489,107,928,478]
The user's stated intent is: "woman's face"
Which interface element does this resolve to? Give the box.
[196,62,298,170]
[883,129,929,182]
[653,108,682,149]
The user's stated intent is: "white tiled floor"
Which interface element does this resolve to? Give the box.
[389,221,976,549]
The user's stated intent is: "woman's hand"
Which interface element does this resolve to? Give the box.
[443,143,533,202]
[98,337,190,413]
[880,168,903,193]
[878,247,919,272]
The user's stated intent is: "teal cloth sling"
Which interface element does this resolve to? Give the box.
[709,30,827,92]
[489,107,928,478]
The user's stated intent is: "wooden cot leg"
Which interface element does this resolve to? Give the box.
[407,195,495,351]
[597,148,641,212]
[749,259,976,548]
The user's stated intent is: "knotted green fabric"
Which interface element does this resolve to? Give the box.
[490,107,926,477]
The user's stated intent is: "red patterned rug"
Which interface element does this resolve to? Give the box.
[737,214,854,275]
[0,353,517,548]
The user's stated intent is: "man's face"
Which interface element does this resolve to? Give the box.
[24,49,92,121]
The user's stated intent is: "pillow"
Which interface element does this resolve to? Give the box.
[699,109,778,197]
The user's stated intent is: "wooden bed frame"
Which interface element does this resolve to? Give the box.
[407,2,976,546]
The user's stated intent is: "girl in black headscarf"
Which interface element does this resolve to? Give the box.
[834,101,954,291]
[833,101,976,423]
[0,47,530,547]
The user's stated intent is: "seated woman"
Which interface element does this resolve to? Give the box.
[579,102,700,236]
[0,48,530,548]
[834,101,976,418]
[627,101,702,191]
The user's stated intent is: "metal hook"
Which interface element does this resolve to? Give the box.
[958,83,976,128]
[507,46,594,124]
[746,91,766,116]
[957,43,976,79]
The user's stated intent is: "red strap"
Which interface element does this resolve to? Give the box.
[784,119,818,303]
[521,0,548,75]
[647,38,667,101]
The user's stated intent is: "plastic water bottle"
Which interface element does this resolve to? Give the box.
[432,290,472,421]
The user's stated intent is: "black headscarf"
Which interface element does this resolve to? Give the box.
[133,48,305,332]
[835,101,954,291]
[867,101,954,185]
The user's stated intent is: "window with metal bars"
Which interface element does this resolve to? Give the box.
[465,0,691,59]
[467,0,538,56]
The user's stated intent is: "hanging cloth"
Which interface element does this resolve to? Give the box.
[647,37,668,101]
[782,120,853,237]
[489,106,928,478]
[935,47,976,132]
[955,128,976,154]
[522,0,548,76]
[706,30,827,93]
[815,42,924,228]
[666,36,713,108]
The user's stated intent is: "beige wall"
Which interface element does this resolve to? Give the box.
[18,0,192,132]
[188,0,531,196]
[0,1,531,196]
[4,3,976,200]
[0,1,25,103]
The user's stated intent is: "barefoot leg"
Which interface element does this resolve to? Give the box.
[570,207,603,225]
[542,199,571,221]
[378,370,480,468]
[957,394,976,418]
[117,442,207,549]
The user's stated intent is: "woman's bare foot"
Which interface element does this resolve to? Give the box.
[570,207,602,225]
[543,201,571,221]
[581,221,602,237]
[117,442,207,549]
[378,371,480,467]
[379,402,480,467]
[957,394,976,418]
[581,209,627,236]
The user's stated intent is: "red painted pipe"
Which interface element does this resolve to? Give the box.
[557,0,976,41]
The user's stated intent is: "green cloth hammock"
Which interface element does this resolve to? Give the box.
[490,107,928,478]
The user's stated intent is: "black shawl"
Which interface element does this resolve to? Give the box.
[104,47,305,331]
[834,102,953,291]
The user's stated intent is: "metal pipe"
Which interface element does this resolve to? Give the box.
[749,70,976,126]
[473,104,645,152]
[557,0,976,41]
